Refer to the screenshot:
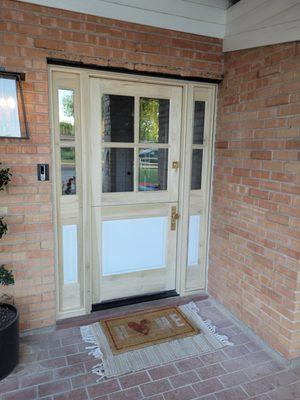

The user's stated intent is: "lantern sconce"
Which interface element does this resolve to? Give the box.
[0,68,29,139]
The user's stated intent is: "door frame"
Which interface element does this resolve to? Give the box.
[49,65,217,320]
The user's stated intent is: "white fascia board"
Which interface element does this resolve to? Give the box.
[226,0,300,36]
[223,19,300,52]
[224,0,300,51]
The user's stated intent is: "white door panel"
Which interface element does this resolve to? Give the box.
[91,203,177,302]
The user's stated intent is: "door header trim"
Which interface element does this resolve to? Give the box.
[47,58,223,84]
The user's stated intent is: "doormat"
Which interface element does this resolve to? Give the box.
[101,306,199,354]
[80,302,233,379]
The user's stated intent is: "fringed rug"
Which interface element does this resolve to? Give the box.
[80,302,233,379]
[101,306,200,354]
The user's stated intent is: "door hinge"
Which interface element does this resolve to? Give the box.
[171,206,179,231]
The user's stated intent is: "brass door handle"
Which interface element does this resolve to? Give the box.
[172,161,179,170]
[171,206,179,230]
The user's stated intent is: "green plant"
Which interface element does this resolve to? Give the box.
[0,265,14,286]
[0,164,11,191]
[0,217,8,239]
[0,164,14,290]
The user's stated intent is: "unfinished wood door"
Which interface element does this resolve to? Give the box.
[89,78,182,303]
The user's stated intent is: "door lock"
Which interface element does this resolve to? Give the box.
[171,206,179,230]
[172,161,180,170]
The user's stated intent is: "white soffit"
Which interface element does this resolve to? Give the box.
[223,0,300,51]
[18,0,227,38]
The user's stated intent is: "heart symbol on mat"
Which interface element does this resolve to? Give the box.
[128,319,151,335]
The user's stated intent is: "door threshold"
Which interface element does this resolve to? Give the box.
[91,290,179,312]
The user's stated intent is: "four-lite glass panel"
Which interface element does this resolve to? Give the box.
[101,95,170,193]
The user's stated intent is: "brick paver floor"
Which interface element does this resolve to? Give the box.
[1,298,300,399]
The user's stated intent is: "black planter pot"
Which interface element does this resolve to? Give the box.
[0,303,19,381]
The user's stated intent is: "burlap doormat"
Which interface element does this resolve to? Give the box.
[81,302,233,379]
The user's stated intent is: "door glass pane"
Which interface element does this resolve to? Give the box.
[102,217,167,276]
[139,98,169,144]
[102,148,134,193]
[139,148,168,191]
[61,147,76,195]
[59,89,75,140]
[193,101,205,144]
[62,224,78,284]
[191,149,203,190]
[188,215,201,266]
[102,94,134,143]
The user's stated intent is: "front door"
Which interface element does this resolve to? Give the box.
[51,67,217,319]
[89,78,182,303]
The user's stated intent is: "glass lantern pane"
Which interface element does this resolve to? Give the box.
[0,77,21,138]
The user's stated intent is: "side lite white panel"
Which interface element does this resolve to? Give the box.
[188,215,201,267]
[62,224,78,284]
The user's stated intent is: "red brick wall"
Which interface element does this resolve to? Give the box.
[0,0,223,330]
[209,42,300,360]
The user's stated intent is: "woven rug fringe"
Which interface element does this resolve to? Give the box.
[80,325,105,381]
[202,320,233,346]
[186,302,233,346]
